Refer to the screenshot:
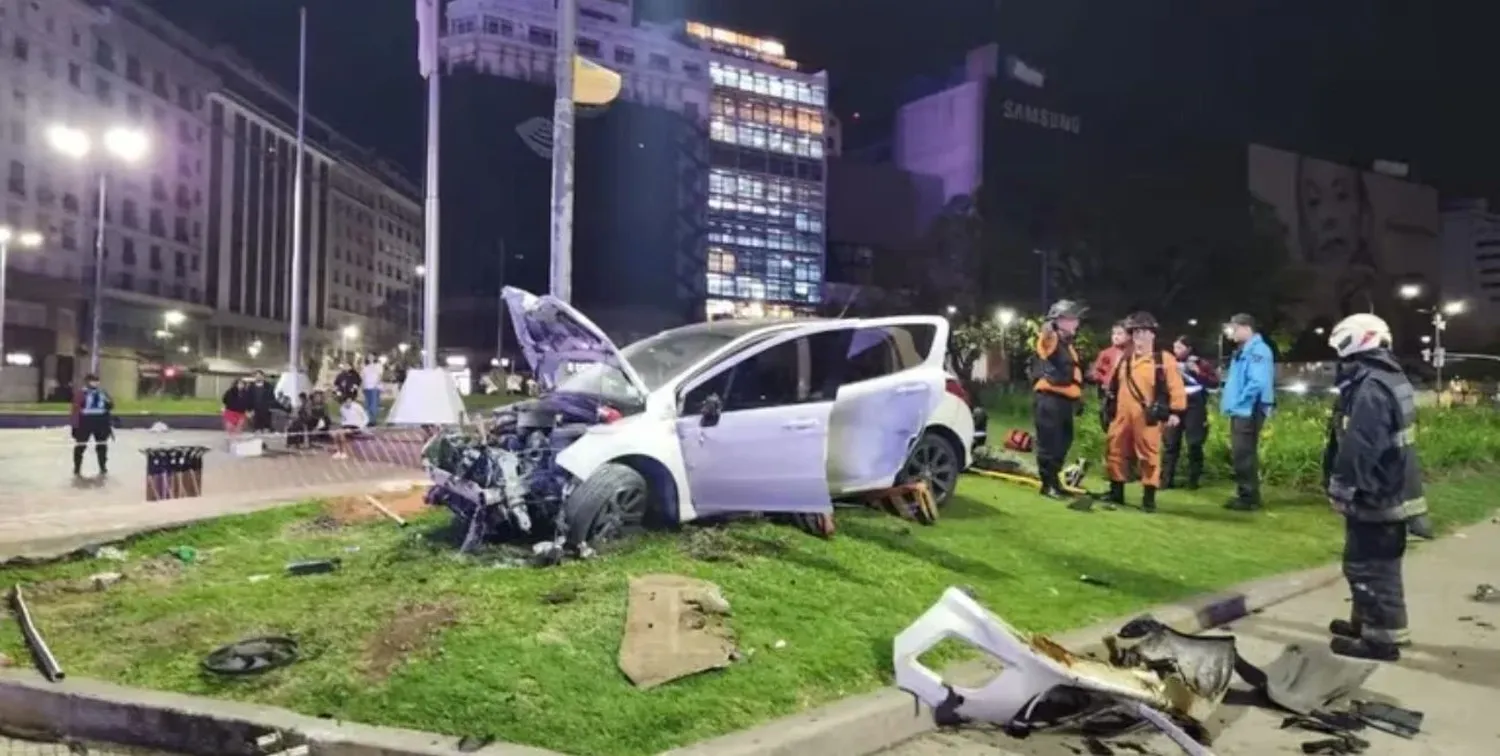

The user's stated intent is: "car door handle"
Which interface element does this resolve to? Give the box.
[783,418,819,430]
[896,383,926,394]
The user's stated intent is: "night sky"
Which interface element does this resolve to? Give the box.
[144,0,1481,196]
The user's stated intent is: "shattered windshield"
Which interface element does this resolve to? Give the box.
[553,325,762,401]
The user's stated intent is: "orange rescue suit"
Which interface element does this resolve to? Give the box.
[1106,350,1188,488]
[1032,328,1083,400]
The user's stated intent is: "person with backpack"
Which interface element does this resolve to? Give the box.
[1088,321,1130,431]
[1029,299,1088,499]
[1102,312,1187,512]
[69,373,114,477]
[1321,313,1426,661]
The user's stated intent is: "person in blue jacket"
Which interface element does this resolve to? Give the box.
[1220,313,1275,510]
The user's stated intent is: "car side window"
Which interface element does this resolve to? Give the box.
[723,338,802,411]
[844,324,936,382]
[681,370,730,415]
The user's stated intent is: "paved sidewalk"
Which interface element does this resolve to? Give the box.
[0,429,427,560]
[881,518,1500,755]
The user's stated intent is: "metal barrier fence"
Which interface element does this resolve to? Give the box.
[0,421,476,560]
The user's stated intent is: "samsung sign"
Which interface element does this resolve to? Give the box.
[1001,99,1082,135]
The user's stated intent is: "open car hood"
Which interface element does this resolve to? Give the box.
[502,287,649,395]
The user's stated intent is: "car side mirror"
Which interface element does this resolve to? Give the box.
[699,394,723,428]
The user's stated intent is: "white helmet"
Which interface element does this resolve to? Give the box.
[1328,313,1392,358]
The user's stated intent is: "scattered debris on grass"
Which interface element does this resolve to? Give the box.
[10,584,64,682]
[364,603,458,680]
[88,572,124,591]
[1471,583,1498,602]
[286,558,342,576]
[202,636,300,676]
[619,574,735,689]
[320,489,429,527]
[1079,574,1114,588]
[457,734,495,752]
[165,545,198,563]
[94,546,127,562]
[362,494,410,527]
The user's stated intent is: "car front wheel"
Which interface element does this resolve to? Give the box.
[898,432,961,508]
[564,462,650,548]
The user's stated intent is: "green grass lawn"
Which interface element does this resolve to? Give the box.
[2,469,1494,756]
[0,392,520,416]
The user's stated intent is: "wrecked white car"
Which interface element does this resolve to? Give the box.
[423,287,979,553]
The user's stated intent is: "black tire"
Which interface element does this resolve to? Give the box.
[898,431,962,508]
[564,462,650,548]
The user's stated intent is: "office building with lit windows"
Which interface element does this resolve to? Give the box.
[438,0,830,343]
[0,0,419,398]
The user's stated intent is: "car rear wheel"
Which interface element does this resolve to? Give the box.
[899,432,961,508]
[564,462,650,548]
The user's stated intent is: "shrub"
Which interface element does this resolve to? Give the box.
[983,389,1500,490]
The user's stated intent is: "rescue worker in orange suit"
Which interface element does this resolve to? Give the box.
[1030,299,1087,498]
[1103,312,1187,512]
[1088,322,1129,431]
[1161,335,1220,489]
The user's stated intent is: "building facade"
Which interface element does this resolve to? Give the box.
[441,0,830,328]
[1439,199,1500,346]
[0,0,419,394]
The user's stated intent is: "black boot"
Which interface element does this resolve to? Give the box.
[1330,619,1411,647]
[1224,496,1262,511]
[72,445,85,477]
[1039,476,1065,500]
[1159,470,1176,490]
[96,442,109,476]
[1104,481,1126,505]
[1141,485,1157,513]
[1185,455,1203,490]
[1330,636,1400,662]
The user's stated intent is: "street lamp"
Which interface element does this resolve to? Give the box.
[247,340,263,359]
[1442,300,1467,316]
[945,305,957,316]
[1425,301,1465,392]
[163,310,186,327]
[995,307,1016,326]
[341,324,360,359]
[1397,283,1422,301]
[1187,318,1199,327]
[0,227,44,371]
[47,123,151,374]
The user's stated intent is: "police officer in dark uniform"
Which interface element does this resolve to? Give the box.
[1323,314,1425,662]
[69,373,114,477]
[1161,336,1219,489]
[1030,300,1087,498]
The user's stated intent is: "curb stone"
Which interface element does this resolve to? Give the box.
[0,672,566,756]
[657,562,1345,756]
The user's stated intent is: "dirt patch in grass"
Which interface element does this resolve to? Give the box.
[363,602,458,681]
[322,490,429,526]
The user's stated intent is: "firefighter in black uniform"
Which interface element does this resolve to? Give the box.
[1161,336,1219,489]
[1030,299,1087,498]
[1323,313,1425,662]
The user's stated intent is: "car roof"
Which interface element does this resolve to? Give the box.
[653,318,828,341]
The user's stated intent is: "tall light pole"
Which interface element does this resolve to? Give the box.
[415,0,441,368]
[46,124,149,375]
[0,227,44,371]
[287,6,310,405]
[549,0,579,302]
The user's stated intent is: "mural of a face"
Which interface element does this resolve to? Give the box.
[1296,158,1368,266]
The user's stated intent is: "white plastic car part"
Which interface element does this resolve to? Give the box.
[893,587,1215,756]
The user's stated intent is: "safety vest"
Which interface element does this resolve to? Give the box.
[80,387,111,415]
[1179,360,1206,397]
[1326,366,1426,522]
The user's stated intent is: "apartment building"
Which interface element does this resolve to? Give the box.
[440,0,829,331]
[0,0,420,393]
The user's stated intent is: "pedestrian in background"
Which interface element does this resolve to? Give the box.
[247,370,277,433]
[332,393,370,460]
[1161,336,1219,489]
[361,356,384,423]
[1220,313,1275,510]
[1102,313,1187,513]
[221,377,251,443]
[333,362,360,404]
[1322,314,1424,661]
[1028,299,1087,499]
[69,373,113,477]
[1088,321,1129,431]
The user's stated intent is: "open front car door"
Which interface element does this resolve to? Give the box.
[673,321,853,517]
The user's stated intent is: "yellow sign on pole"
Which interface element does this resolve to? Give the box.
[574,56,621,105]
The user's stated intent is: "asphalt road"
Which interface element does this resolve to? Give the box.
[880,519,1500,755]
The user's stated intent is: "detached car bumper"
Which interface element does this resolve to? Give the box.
[970,406,988,451]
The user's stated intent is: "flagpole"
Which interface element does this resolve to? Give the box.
[420,6,441,367]
[548,0,577,302]
[287,6,308,404]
